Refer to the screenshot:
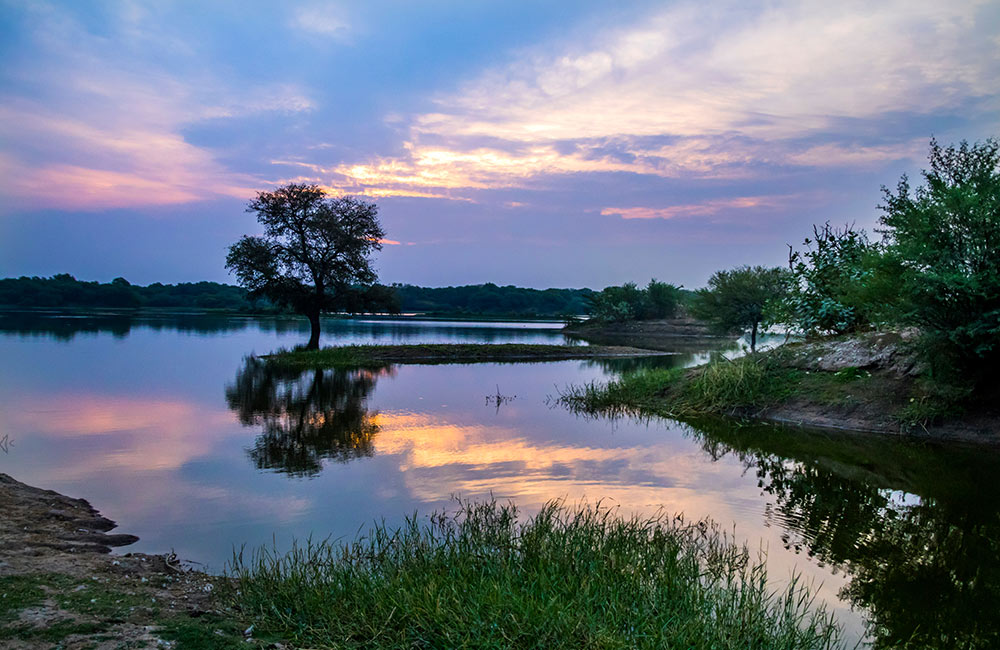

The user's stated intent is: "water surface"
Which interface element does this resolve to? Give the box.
[2,312,998,648]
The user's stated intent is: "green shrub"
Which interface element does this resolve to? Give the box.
[785,224,898,335]
[879,137,1000,382]
[587,279,682,322]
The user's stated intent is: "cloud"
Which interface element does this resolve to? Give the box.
[601,196,788,221]
[308,0,997,202]
[424,0,995,143]
[0,3,313,211]
[291,4,351,40]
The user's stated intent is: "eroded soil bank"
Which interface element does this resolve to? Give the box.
[761,331,1000,444]
[0,473,263,649]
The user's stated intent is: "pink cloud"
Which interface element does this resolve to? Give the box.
[601,196,786,221]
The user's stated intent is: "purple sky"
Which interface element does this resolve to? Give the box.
[1,1,998,289]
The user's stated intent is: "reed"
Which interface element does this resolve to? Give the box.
[225,499,842,649]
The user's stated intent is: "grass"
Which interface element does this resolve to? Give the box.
[265,342,659,369]
[894,379,971,431]
[0,572,258,648]
[558,347,977,435]
[225,499,843,650]
[558,354,800,419]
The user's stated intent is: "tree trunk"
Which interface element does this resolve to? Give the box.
[750,320,758,353]
[306,309,321,350]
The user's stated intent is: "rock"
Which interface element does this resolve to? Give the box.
[781,331,922,376]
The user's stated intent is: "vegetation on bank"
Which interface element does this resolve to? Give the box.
[558,355,797,419]
[646,137,1000,416]
[0,571,265,649]
[264,342,664,369]
[225,499,843,650]
[558,338,978,434]
[393,282,595,317]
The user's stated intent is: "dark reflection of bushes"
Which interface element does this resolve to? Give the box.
[580,354,696,375]
[683,418,1000,649]
[0,311,569,343]
[225,357,394,477]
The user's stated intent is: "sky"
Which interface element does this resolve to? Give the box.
[1,0,998,289]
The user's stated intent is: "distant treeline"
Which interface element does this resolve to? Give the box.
[390,283,594,317]
[0,274,264,311]
[0,275,598,317]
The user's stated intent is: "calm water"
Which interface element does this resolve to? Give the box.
[2,312,998,648]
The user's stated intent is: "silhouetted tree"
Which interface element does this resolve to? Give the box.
[226,184,386,349]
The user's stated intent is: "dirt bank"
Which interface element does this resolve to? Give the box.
[757,332,1000,445]
[563,318,732,352]
[0,473,264,649]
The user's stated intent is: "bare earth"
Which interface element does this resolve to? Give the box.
[0,473,227,649]
[760,332,1000,445]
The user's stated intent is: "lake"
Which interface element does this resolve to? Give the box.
[2,311,998,648]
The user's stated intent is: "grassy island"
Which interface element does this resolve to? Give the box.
[264,342,669,369]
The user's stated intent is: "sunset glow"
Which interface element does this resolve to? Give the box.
[1,0,997,286]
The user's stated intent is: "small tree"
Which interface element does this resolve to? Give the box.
[644,279,682,319]
[879,137,1000,378]
[226,184,386,349]
[691,266,789,352]
[587,282,644,322]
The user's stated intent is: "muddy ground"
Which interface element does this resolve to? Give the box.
[0,473,271,649]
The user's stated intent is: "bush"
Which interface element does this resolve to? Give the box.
[879,137,1000,381]
[587,279,682,322]
[784,224,900,336]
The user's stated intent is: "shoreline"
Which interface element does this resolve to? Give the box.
[558,331,1000,447]
[0,473,255,648]
[0,473,845,649]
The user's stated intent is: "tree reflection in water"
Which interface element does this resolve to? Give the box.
[685,418,1000,649]
[225,357,394,477]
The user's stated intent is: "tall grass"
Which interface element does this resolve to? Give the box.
[225,500,842,649]
[555,367,682,416]
[681,355,795,412]
[559,356,799,418]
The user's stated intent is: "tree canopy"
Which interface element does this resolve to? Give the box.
[586,280,684,323]
[226,184,386,349]
[879,137,1000,377]
[691,266,789,352]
